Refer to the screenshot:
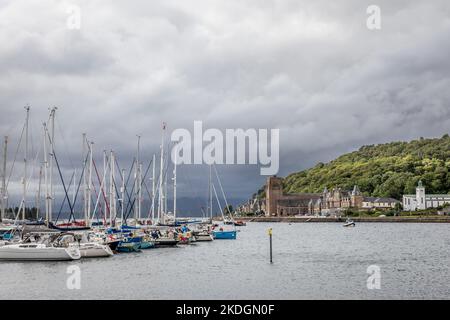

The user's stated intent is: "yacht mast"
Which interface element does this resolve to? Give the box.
[1,136,8,222]
[173,145,177,221]
[72,169,76,207]
[121,168,125,225]
[209,165,212,219]
[158,123,166,223]
[87,141,93,226]
[136,135,141,221]
[36,165,42,220]
[164,170,168,217]
[151,154,156,223]
[109,150,115,227]
[43,124,49,226]
[49,107,56,223]
[21,106,30,221]
[134,136,139,221]
[82,133,87,225]
[103,150,107,223]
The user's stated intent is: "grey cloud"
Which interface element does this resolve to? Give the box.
[1,0,450,209]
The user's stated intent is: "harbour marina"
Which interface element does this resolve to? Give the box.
[0,108,242,262]
[1,222,449,300]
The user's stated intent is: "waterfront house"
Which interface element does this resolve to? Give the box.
[403,181,450,211]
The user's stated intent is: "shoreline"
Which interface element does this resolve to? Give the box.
[236,216,450,223]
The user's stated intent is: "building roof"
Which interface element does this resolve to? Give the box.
[281,193,322,200]
[404,194,450,198]
[363,196,400,204]
[352,185,361,196]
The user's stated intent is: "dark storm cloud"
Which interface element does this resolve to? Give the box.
[1,0,450,206]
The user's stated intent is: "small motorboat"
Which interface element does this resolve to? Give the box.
[233,220,246,227]
[0,243,81,261]
[212,230,237,240]
[343,219,356,227]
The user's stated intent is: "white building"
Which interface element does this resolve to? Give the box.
[403,181,450,211]
[362,197,400,210]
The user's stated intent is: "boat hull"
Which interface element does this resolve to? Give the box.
[117,242,141,253]
[106,240,121,251]
[155,238,179,246]
[139,241,156,249]
[0,245,81,261]
[213,230,237,240]
[76,243,114,258]
[343,223,355,227]
[195,234,214,241]
[48,222,90,232]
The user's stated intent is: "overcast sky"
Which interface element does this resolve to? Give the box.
[1,0,450,207]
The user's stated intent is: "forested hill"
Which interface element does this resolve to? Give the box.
[282,134,450,200]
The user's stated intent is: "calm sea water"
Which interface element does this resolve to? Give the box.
[1,222,449,300]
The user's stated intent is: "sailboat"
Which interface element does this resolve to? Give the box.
[0,232,81,261]
[71,232,114,258]
[0,243,81,261]
[76,242,114,257]
[208,165,237,240]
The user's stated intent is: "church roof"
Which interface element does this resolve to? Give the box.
[352,185,361,196]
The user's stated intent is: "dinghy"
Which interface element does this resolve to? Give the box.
[233,220,246,227]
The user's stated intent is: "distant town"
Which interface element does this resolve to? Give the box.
[238,177,450,218]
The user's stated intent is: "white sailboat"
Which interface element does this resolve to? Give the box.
[70,232,114,258]
[73,242,114,258]
[210,165,237,240]
[0,243,81,261]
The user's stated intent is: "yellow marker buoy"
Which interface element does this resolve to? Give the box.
[268,228,273,263]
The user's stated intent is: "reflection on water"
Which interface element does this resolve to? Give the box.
[1,222,449,299]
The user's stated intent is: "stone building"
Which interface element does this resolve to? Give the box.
[264,176,400,217]
[403,181,450,211]
[237,197,265,215]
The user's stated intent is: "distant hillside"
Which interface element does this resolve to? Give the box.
[282,134,450,200]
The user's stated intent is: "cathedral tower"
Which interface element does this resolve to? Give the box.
[266,176,283,216]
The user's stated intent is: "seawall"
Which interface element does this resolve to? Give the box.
[237,216,450,223]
